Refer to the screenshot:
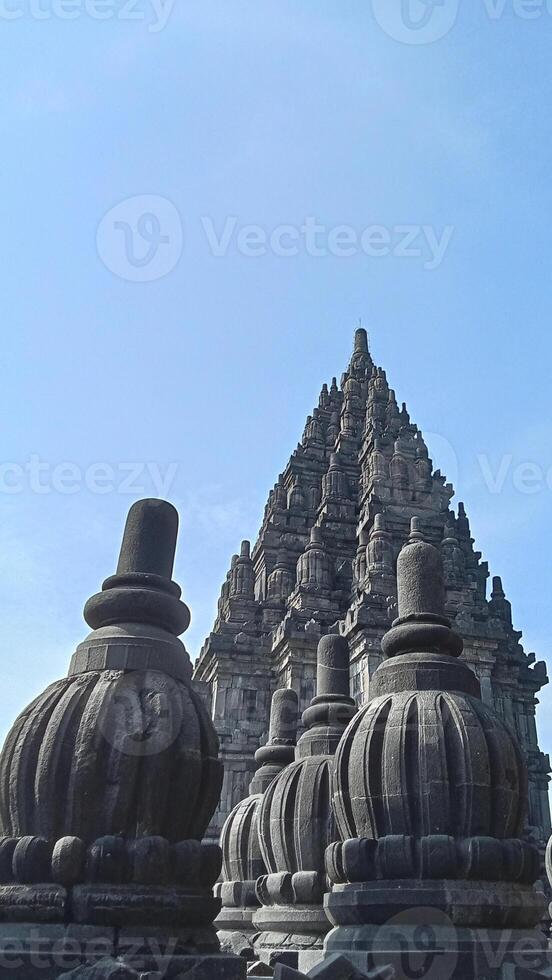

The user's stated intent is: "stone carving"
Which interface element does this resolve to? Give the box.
[216,690,299,958]
[194,329,550,847]
[254,636,356,973]
[0,499,245,978]
[324,519,547,978]
[295,527,333,593]
[231,541,256,600]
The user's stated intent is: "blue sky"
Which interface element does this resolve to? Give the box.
[1,1,551,766]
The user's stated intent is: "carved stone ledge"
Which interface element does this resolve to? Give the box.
[326,835,540,886]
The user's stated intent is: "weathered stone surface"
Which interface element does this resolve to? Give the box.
[59,960,141,979]
[0,500,245,980]
[254,636,356,963]
[246,962,274,976]
[271,953,392,979]
[193,330,550,846]
[324,526,547,979]
[216,690,299,950]
[0,501,221,846]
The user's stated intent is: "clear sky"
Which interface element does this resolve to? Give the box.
[1,1,551,767]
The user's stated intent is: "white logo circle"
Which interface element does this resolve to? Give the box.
[371,907,458,980]
[97,674,184,758]
[371,0,460,45]
[97,195,183,282]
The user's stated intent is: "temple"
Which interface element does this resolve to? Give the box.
[193,328,551,844]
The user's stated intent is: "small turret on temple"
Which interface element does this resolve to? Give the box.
[194,328,550,847]
[0,499,245,979]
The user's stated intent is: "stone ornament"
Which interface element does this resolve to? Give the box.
[254,636,356,972]
[324,519,547,978]
[0,499,245,978]
[216,689,299,955]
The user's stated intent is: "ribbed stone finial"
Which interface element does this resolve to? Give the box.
[316,634,350,700]
[354,327,369,354]
[116,498,178,578]
[240,540,251,559]
[397,518,445,620]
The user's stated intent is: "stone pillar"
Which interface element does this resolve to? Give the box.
[0,500,245,979]
[324,519,548,980]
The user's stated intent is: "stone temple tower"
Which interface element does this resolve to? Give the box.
[193,328,551,843]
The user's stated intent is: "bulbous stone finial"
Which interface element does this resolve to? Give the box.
[0,499,223,848]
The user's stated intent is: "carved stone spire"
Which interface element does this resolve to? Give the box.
[489,575,513,626]
[326,519,546,977]
[266,549,296,603]
[365,512,395,597]
[295,526,333,592]
[230,540,255,599]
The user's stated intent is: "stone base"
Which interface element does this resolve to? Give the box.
[0,922,246,979]
[325,924,552,980]
[215,907,256,932]
[253,904,328,969]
